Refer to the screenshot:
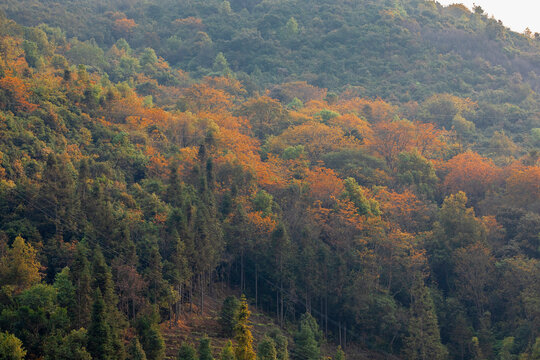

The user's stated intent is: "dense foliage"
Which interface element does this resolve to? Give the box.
[0,1,539,359]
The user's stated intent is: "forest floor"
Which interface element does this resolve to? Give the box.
[159,283,398,360]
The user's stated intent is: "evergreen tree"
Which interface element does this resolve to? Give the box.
[199,336,214,360]
[268,329,288,360]
[293,314,319,360]
[70,242,93,329]
[335,346,345,360]
[128,337,148,360]
[257,336,277,360]
[178,343,198,360]
[87,289,112,360]
[234,295,256,360]
[136,315,165,360]
[221,341,235,360]
[402,277,447,360]
[220,296,240,337]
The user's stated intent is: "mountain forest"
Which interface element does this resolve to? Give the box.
[0,0,539,359]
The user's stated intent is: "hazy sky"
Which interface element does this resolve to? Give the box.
[436,0,540,34]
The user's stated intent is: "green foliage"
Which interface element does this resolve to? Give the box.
[198,336,214,360]
[87,290,113,360]
[335,346,345,360]
[0,332,26,360]
[293,314,320,360]
[258,336,277,360]
[44,329,92,360]
[342,177,380,216]
[402,277,447,360]
[128,337,148,360]
[220,296,240,337]
[136,315,165,360]
[178,343,198,360]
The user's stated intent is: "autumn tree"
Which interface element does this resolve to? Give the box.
[0,236,41,293]
[234,295,256,360]
[0,332,26,360]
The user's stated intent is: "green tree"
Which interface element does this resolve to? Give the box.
[128,337,148,360]
[234,295,256,360]
[402,277,447,360]
[257,336,277,360]
[136,315,165,360]
[293,314,320,360]
[87,290,112,360]
[267,329,288,360]
[178,343,198,360]
[213,52,232,77]
[44,329,92,360]
[199,336,214,360]
[220,296,240,337]
[335,346,345,360]
[221,341,235,360]
[0,332,26,360]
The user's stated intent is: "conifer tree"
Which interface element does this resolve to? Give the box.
[221,341,235,360]
[220,296,240,337]
[402,277,447,360]
[268,329,288,360]
[70,242,92,328]
[234,295,256,360]
[178,343,198,360]
[136,315,165,360]
[128,337,147,360]
[87,289,112,360]
[199,336,214,360]
[335,346,345,360]
[257,336,277,360]
[293,314,319,360]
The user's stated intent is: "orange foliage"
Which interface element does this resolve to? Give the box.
[182,83,234,113]
[114,18,138,34]
[374,187,430,232]
[0,76,38,113]
[172,17,204,29]
[443,151,502,200]
[328,113,373,145]
[506,165,540,208]
[203,76,247,96]
[335,97,398,122]
[270,121,359,160]
[246,211,277,234]
[272,81,327,102]
[304,167,345,205]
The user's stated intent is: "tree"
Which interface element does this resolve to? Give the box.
[234,295,256,360]
[128,337,148,360]
[267,329,288,360]
[221,341,235,360]
[335,346,345,360]
[87,290,113,360]
[199,336,214,360]
[0,332,26,360]
[178,343,198,360]
[136,315,165,360]
[293,314,320,360]
[257,336,277,360]
[44,329,92,360]
[220,296,240,337]
[0,236,41,293]
[402,277,447,360]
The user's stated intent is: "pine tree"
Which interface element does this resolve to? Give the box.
[220,296,240,337]
[234,295,256,360]
[87,289,112,360]
[221,341,235,360]
[335,346,345,360]
[128,337,147,360]
[178,343,198,360]
[268,329,288,360]
[136,315,165,360]
[70,242,92,328]
[257,336,277,360]
[292,314,319,360]
[402,277,447,360]
[199,336,214,360]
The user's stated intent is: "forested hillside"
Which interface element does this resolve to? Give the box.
[0,0,539,359]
